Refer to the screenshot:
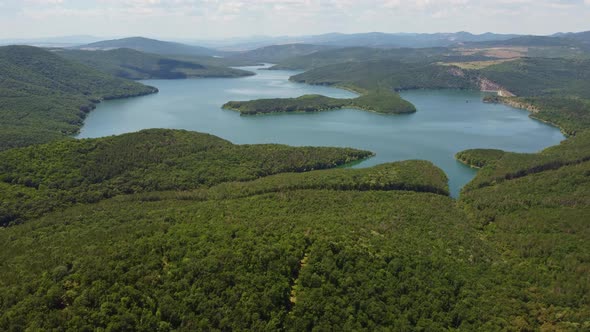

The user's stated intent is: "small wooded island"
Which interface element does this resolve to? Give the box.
[222,90,416,115]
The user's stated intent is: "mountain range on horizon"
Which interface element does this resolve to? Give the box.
[2,30,589,52]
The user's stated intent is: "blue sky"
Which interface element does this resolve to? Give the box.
[0,0,589,39]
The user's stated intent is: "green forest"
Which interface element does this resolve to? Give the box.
[1,126,589,330]
[0,39,589,331]
[222,59,476,116]
[0,44,261,151]
[0,45,157,151]
[57,48,254,80]
[289,60,478,92]
[0,129,371,226]
[268,47,491,70]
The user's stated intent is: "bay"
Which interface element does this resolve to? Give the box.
[79,65,565,196]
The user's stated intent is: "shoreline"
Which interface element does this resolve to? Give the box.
[231,75,415,115]
[83,65,568,198]
[222,102,415,116]
[222,95,416,116]
[72,87,159,137]
[455,158,483,169]
[489,96,571,137]
[221,105,416,116]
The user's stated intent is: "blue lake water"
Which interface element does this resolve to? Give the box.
[79,65,565,196]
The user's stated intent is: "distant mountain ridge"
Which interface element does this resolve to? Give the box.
[74,37,224,57]
[205,32,522,50]
[553,31,590,48]
[56,48,254,80]
[0,35,103,47]
[206,30,589,51]
[228,44,333,63]
[466,31,590,50]
[7,31,590,52]
[294,31,521,48]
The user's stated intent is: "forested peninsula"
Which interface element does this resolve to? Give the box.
[57,48,254,80]
[0,45,157,151]
[220,59,503,116]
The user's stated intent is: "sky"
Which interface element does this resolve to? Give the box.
[0,0,589,40]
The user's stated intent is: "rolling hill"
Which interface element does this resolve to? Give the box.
[0,127,589,330]
[56,48,254,80]
[74,37,224,57]
[298,31,520,48]
[213,31,521,50]
[2,31,590,331]
[463,32,590,56]
[480,31,590,48]
[558,30,590,47]
[479,57,590,98]
[467,35,580,48]
[0,45,157,151]
[228,44,333,64]
[269,46,496,70]
[0,129,372,226]
[289,60,478,92]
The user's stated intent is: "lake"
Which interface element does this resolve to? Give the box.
[79,65,565,196]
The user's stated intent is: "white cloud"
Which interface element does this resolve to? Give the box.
[2,0,590,38]
[23,0,63,4]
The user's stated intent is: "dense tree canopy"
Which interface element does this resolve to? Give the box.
[58,48,254,80]
[0,45,157,151]
[1,38,590,331]
[223,91,415,115]
[0,129,372,226]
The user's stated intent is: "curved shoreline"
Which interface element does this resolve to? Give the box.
[83,65,566,197]
[485,96,571,137]
[72,87,160,137]
[453,96,571,168]
[223,72,416,116]
[455,158,483,169]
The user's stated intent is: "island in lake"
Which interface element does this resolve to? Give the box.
[222,90,416,115]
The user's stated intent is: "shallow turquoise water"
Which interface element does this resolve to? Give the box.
[79,65,565,196]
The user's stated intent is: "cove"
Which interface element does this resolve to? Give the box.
[78,65,565,197]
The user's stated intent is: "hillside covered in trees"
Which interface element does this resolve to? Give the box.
[1,125,589,330]
[221,59,476,116]
[227,44,333,64]
[289,60,479,92]
[73,37,222,57]
[0,129,372,226]
[0,45,157,151]
[268,47,465,70]
[268,36,590,71]
[57,48,254,80]
[1,33,590,331]
[477,58,590,136]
